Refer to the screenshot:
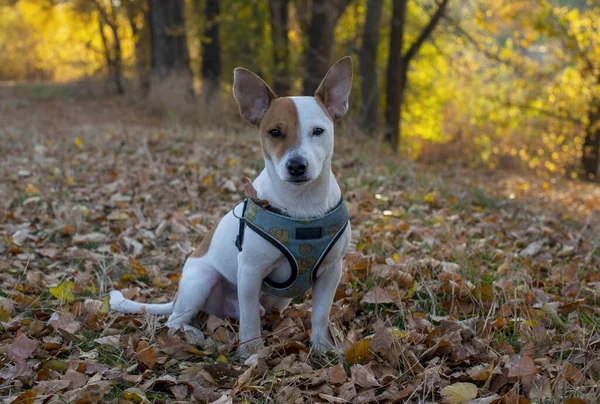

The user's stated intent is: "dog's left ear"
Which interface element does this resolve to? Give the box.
[315,56,353,120]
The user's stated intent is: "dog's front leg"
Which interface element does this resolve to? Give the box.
[237,263,265,358]
[310,259,343,353]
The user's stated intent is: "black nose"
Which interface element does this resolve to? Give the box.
[286,157,308,177]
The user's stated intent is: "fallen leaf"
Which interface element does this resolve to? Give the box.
[0,361,32,379]
[136,340,156,369]
[123,387,149,403]
[350,364,379,388]
[508,356,535,380]
[329,363,347,384]
[361,286,394,304]
[49,281,75,303]
[440,382,478,403]
[11,389,36,404]
[9,332,38,361]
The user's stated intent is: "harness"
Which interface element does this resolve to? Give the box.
[235,197,349,298]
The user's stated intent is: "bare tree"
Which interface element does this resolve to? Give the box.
[269,0,290,95]
[583,75,600,180]
[359,0,384,133]
[201,0,221,99]
[147,0,192,94]
[123,0,151,94]
[91,0,124,94]
[302,0,353,95]
[384,0,450,150]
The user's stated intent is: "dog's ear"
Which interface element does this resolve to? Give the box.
[315,56,353,120]
[233,68,277,126]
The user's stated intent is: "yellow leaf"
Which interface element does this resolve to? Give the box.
[49,282,75,303]
[129,257,147,275]
[216,354,228,363]
[123,387,148,403]
[99,296,110,314]
[24,183,39,194]
[440,382,478,403]
[345,328,407,365]
[0,308,10,322]
[74,137,83,148]
[423,191,439,206]
[344,338,372,365]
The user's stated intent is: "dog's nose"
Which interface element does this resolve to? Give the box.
[286,157,308,177]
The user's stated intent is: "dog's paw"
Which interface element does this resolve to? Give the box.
[310,332,340,356]
[237,338,264,360]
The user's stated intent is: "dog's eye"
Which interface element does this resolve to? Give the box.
[312,127,324,136]
[268,129,282,138]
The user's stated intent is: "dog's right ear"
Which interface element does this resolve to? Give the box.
[233,68,277,126]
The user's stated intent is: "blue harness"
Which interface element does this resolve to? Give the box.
[235,198,349,298]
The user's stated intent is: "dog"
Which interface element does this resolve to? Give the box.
[110,57,353,358]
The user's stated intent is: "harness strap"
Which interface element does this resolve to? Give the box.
[234,199,248,252]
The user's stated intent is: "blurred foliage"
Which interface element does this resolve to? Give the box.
[0,0,599,179]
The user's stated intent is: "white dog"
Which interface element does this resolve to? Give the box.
[110,57,353,357]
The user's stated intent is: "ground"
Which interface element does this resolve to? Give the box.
[1,93,599,403]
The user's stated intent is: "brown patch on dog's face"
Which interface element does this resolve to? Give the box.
[258,97,301,161]
[190,226,217,258]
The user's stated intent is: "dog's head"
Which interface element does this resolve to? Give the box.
[233,57,353,185]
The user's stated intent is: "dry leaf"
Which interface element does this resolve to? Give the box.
[440,382,478,403]
[329,363,347,384]
[361,286,394,304]
[350,364,379,388]
[136,340,156,369]
[508,356,535,380]
[9,332,38,361]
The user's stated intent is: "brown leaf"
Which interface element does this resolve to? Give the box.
[62,369,88,391]
[361,286,394,305]
[0,361,32,379]
[169,384,189,401]
[507,356,535,380]
[136,340,156,369]
[11,389,36,404]
[561,363,583,385]
[329,363,347,384]
[370,326,395,353]
[350,364,379,388]
[564,399,588,404]
[9,332,37,361]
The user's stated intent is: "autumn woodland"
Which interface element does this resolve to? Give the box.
[1,0,600,403]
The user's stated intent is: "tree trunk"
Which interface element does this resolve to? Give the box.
[383,0,408,150]
[359,0,383,134]
[583,103,600,180]
[383,0,449,150]
[302,0,352,95]
[148,0,192,92]
[201,0,221,99]
[92,0,124,94]
[124,0,151,94]
[269,0,290,95]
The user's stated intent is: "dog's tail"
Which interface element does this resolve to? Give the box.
[109,290,174,315]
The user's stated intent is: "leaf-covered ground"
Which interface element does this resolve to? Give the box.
[1,96,599,403]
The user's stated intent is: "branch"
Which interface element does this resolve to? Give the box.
[403,0,449,63]
[90,0,117,31]
[547,6,596,74]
